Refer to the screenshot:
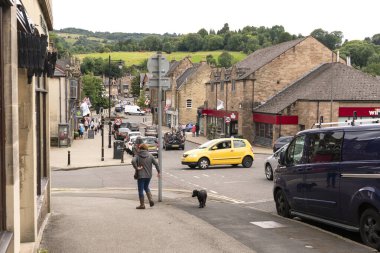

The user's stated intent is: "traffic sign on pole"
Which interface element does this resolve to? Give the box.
[147,55,169,78]
[148,77,170,88]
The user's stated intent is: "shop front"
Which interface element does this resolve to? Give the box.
[253,113,298,147]
[202,109,239,139]
[339,107,380,122]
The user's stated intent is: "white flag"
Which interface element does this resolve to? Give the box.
[217,99,224,110]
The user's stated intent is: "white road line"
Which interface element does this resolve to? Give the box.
[244,199,274,204]
[202,174,209,177]
[223,181,249,184]
[193,176,200,179]
[210,190,218,194]
[180,179,185,182]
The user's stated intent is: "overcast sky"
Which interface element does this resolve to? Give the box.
[52,0,379,41]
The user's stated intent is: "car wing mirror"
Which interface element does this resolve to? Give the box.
[279,152,285,166]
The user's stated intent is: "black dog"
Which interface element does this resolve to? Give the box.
[192,189,207,208]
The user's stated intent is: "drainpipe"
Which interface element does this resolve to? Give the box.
[59,77,62,123]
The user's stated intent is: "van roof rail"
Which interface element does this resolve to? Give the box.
[313,118,380,128]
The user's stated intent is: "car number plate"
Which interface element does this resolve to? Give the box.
[172,145,179,147]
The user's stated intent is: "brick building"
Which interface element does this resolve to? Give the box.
[202,36,344,144]
[253,62,380,146]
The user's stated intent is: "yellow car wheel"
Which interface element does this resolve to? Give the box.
[198,157,209,169]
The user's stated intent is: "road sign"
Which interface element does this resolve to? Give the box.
[114,118,122,126]
[147,54,169,77]
[148,77,170,89]
[225,117,231,123]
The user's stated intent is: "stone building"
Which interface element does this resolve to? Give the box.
[163,58,192,127]
[49,58,81,147]
[176,62,212,134]
[202,36,344,144]
[253,62,380,146]
[0,0,55,252]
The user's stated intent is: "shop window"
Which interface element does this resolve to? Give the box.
[255,122,273,139]
[231,80,236,92]
[70,79,78,99]
[220,81,224,92]
[186,99,192,108]
[211,83,214,92]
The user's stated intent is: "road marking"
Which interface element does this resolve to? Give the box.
[210,190,218,194]
[244,199,274,204]
[223,181,249,184]
[180,179,185,182]
[202,174,209,177]
[193,176,200,179]
[250,221,286,228]
[193,184,199,187]
[210,194,245,204]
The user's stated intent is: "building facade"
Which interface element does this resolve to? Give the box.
[203,36,344,144]
[0,0,54,252]
[253,62,380,146]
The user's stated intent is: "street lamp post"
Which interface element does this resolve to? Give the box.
[107,55,124,148]
[100,107,104,161]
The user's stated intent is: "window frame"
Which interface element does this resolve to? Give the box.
[231,79,236,92]
[0,6,5,231]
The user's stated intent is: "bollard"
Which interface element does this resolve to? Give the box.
[68,150,71,166]
[121,149,124,163]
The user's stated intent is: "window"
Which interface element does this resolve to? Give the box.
[220,81,224,92]
[214,140,231,150]
[255,122,273,139]
[0,6,5,230]
[233,140,246,148]
[342,130,380,161]
[307,132,343,163]
[186,99,192,108]
[69,79,78,99]
[286,135,306,165]
[231,80,236,92]
[211,83,214,92]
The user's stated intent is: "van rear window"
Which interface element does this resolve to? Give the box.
[342,130,380,161]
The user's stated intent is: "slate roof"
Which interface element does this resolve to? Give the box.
[236,37,306,79]
[176,64,201,89]
[53,64,66,77]
[166,61,180,76]
[254,63,380,114]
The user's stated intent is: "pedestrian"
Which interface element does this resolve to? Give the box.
[94,121,98,135]
[195,123,200,137]
[181,124,186,136]
[78,122,84,139]
[191,124,196,137]
[132,144,160,209]
[90,119,94,130]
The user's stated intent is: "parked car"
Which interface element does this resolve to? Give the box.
[273,124,380,251]
[125,131,141,143]
[114,104,123,112]
[181,138,254,169]
[126,135,140,154]
[163,131,185,150]
[185,123,194,132]
[125,122,140,132]
[273,136,293,152]
[144,125,158,138]
[114,127,130,140]
[264,144,288,180]
[132,137,158,157]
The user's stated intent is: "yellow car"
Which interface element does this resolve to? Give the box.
[181,138,254,169]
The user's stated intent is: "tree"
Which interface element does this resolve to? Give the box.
[218,52,233,68]
[206,54,217,66]
[197,28,208,38]
[203,35,224,50]
[136,89,146,107]
[372,34,380,45]
[131,75,141,97]
[310,29,343,50]
[340,40,376,67]
[217,23,230,35]
[81,74,108,110]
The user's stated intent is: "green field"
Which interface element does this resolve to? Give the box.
[75,51,247,66]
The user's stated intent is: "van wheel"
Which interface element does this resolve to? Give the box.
[360,208,380,250]
[242,156,253,168]
[198,157,209,169]
[275,190,291,218]
[265,164,273,180]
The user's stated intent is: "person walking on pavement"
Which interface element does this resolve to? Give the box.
[195,123,200,137]
[191,124,196,137]
[132,144,160,209]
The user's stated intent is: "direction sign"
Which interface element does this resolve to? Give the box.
[148,77,170,89]
[114,118,122,126]
[147,54,169,77]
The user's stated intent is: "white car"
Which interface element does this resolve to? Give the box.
[126,135,140,154]
[264,144,288,180]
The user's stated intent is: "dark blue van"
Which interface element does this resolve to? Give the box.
[273,124,380,250]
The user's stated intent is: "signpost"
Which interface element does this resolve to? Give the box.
[147,52,169,202]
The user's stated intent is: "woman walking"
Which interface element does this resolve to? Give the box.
[132,144,160,209]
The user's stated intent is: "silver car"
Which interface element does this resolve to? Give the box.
[264,144,288,180]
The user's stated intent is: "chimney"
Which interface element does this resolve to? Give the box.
[336,50,340,62]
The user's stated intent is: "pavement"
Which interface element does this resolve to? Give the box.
[43,121,375,253]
